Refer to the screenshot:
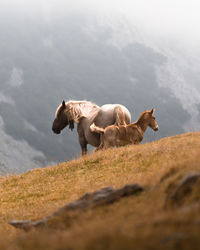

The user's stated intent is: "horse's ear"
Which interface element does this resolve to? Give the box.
[150,108,155,114]
[62,100,65,107]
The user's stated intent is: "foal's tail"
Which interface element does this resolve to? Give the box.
[90,123,105,134]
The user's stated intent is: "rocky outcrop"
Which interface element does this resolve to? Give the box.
[9,184,144,231]
[164,172,200,208]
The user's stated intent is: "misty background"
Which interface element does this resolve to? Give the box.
[0,0,200,175]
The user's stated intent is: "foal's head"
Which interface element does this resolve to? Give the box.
[143,108,159,131]
[52,100,74,134]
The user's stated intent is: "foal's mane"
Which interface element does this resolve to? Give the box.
[135,110,150,124]
[56,100,100,123]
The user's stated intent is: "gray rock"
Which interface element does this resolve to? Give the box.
[164,172,200,208]
[9,183,143,231]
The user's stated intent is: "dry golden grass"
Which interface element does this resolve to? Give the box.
[0,131,200,249]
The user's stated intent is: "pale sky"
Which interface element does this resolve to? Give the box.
[1,0,200,48]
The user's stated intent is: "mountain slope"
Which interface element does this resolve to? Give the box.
[0,117,46,175]
[0,7,195,173]
[0,131,200,249]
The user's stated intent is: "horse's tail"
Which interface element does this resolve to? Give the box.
[114,106,126,126]
[90,123,105,134]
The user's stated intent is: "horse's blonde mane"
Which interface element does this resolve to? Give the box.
[56,100,99,123]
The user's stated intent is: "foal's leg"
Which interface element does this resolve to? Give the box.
[103,129,117,149]
[103,136,116,149]
[103,140,115,149]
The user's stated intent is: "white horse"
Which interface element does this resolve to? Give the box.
[52,100,131,155]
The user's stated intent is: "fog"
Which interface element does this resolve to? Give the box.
[2,0,200,46]
[0,0,200,174]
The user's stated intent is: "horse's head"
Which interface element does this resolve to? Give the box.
[145,108,159,131]
[52,100,74,134]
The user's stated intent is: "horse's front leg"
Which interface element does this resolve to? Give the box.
[77,126,88,155]
[81,142,87,155]
[78,134,87,155]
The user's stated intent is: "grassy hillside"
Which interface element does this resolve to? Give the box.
[0,131,200,249]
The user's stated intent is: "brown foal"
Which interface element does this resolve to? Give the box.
[90,108,159,150]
